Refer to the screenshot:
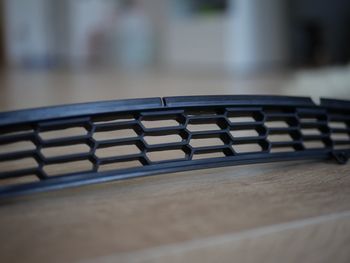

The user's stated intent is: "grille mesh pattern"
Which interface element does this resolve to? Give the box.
[0,96,349,197]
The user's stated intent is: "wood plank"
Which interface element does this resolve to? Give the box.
[100,211,350,263]
[1,160,350,263]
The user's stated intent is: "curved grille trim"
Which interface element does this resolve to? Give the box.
[0,95,349,197]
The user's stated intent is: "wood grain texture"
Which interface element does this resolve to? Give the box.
[96,211,350,263]
[1,161,350,263]
[0,69,350,263]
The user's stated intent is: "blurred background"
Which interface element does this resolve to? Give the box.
[0,0,349,110]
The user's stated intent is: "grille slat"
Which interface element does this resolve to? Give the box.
[190,130,228,137]
[146,142,187,150]
[97,138,141,147]
[331,128,350,133]
[266,113,296,118]
[43,153,92,165]
[99,154,144,164]
[300,122,328,128]
[0,168,40,180]
[328,114,350,122]
[145,142,187,151]
[41,136,91,147]
[38,117,91,129]
[0,150,37,161]
[0,96,349,197]
[333,140,350,145]
[142,127,186,135]
[232,136,266,143]
[302,134,329,141]
[0,133,36,144]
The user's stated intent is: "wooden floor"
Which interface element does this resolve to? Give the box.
[0,69,350,263]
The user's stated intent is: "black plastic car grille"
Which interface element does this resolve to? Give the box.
[0,96,349,197]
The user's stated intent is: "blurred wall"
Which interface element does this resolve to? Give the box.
[3,0,291,71]
[68,0,117,67]
[162,0,290,72]
[4,0,56,67]
[0,0,5,67]
[162,15,227,70]
[227,0,289,72]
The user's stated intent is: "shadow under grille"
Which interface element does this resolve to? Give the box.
[0,95,349,197]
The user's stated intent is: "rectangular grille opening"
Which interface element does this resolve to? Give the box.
[144,134,183,145]
[268,134,293,142]
[0,175,39,186]
[331,133,350,141]
[0,128,33,137]
[300,117,319,123]
[229,116,255,123]
[329,121,347,129]
[141,119,179,129]
[0,141,36,154]
[227,110,263,122]
[265,121,289,128]
[43,160,93,177]
[96,145,140,158]
[41,144,90,158]
[301,128,322,135]
[230,129,259,138]
[187,123,220,132]
[39,127,87,140]
[98,160,142,172]
[147,149,186,162]
[93,129,137,141]
[270,146,296,153]
[233,143,262,153]
[334,143,350,150]
[93,115,135,124]
[303,140,325,149]
[192,151,226,160]
[0,158,37,173]
[189,137,224,148]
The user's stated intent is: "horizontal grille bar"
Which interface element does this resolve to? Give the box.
[0,95,349,198]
